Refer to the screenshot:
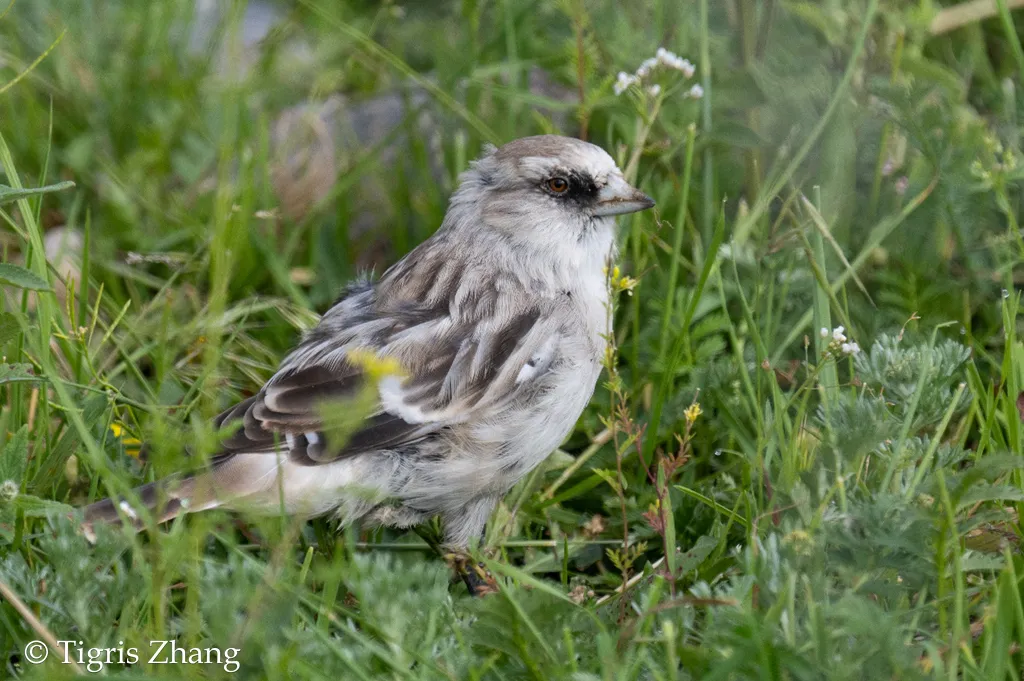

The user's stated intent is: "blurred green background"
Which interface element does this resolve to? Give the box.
[1,0,1024,679]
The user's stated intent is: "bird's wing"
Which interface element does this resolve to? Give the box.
[213,290,561,464]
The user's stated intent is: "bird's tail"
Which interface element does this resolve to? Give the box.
[79,452,309,540]
[80,451,368,541]
[81,473,218,542]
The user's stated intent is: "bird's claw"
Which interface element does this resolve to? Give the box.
[463,561,499,597]
[446,552,499,596]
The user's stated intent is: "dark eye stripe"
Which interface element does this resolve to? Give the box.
[566,171,599,199]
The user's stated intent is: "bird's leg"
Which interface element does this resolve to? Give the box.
[443,496,500,596]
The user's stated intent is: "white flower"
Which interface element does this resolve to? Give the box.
[615,51,698,96]
[820,327,829,338]
[0,480,17,503]
[636,57,657,79]
[654,49,696,77]
[840,342,860,356]
[647,84,661,97]
[614,71,638,96]
[831,326,847,343]
[656,48,675,67]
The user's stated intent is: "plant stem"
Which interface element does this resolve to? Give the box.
[658,124,697,365]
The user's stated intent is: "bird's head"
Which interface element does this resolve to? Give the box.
[446,135,654,258]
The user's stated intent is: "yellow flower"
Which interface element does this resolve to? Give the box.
[784,529,815,555]
[109,423,142,458]
[684,402,702,424]
[606,265,637,295]
[346,348,408,380]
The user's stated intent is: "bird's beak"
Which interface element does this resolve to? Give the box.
[592,175,656,217]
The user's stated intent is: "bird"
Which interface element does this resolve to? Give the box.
[83,135,654,593]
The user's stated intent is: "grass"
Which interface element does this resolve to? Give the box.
[1,0,1024,678]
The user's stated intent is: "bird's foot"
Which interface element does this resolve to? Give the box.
[445,552,499,596]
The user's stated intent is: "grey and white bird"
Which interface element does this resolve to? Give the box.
[84,135,654,588]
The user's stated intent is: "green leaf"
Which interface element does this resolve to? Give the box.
[676,535,717,575]
[0,425,29,483]
[956,484,1024,510]
[960,551,1005,572]
[591,468,622,495]
[0,311,22,346]
[11,494,75,517]
[0,363,37,386]
[0,263,51,291]
[0,180,75,206]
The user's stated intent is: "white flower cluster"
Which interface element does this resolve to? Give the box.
[0,479,17,502]
[613,71,640,96]
[819,326,860,356]
[613,47,701,97]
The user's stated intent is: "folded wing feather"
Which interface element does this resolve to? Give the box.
[213,298,558,465]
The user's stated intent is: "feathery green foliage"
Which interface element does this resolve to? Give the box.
[2,1,1024,678]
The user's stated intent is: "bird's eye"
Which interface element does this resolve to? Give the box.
[545,177,570,194]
